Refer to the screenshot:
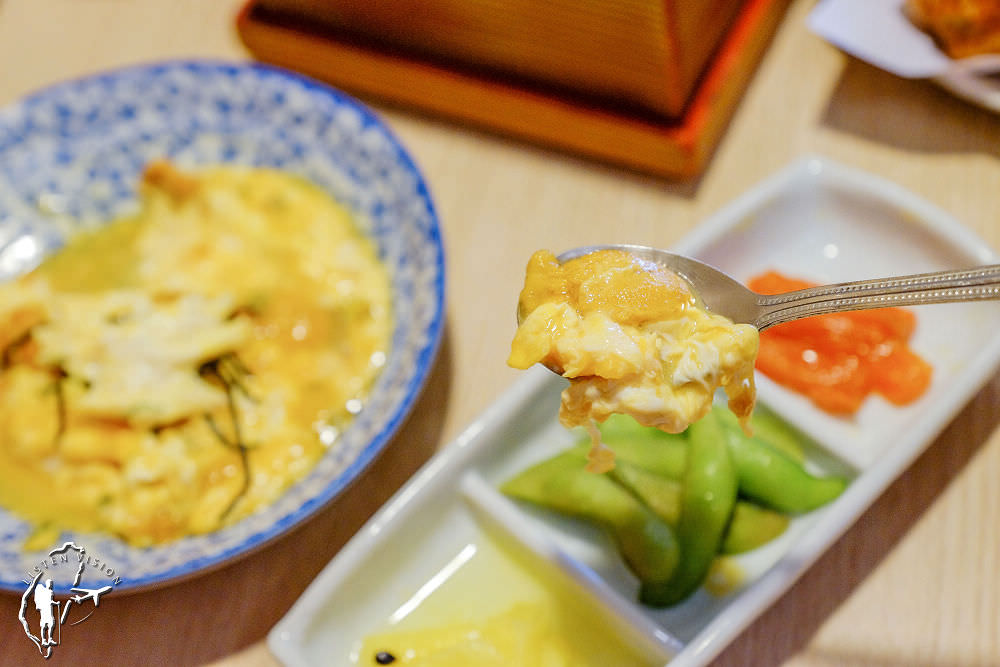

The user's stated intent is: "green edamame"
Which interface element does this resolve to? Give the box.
[640,414,738,607]
[721,501,790,554]
[501,451,679,583]
[587,413,688,478]
[501,405,846,610]
[719,415,848,513]
[744,406,809,463]
[613,459,789,555]
[713,404,805,463]
[609,459,682,525]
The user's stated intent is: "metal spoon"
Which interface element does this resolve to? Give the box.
[540,244,1000,331]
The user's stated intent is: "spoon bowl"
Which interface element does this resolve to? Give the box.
[524,244,1000,332]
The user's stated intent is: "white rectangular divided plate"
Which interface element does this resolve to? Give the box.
[268,157,1000,667]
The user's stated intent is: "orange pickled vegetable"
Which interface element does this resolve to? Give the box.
[748,271,932,415]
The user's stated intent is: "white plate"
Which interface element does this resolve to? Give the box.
[268,157,1000,666]
[933,58,1000,114]
[808,0,1000,114]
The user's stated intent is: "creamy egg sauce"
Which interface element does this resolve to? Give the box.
[0,162,392,549]
[509,249,758,471]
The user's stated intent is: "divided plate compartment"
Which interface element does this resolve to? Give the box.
[268,157,1000,666]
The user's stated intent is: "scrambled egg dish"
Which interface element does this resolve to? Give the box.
[508,249,757,471]
[0,161,391,549]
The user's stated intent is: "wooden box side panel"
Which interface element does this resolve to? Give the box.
[237,0,789,179]
[254,0,744,117]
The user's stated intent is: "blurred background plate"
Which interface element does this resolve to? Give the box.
[808,0,1000,114]
[0,60,445,592]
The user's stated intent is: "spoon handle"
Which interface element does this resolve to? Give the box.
[754,264,1000,330]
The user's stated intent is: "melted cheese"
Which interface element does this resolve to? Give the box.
[32,290,250,425]
[0,162,392,548]
[509,249,758,471]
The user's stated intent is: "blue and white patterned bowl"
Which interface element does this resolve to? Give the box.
[0,61,445,593]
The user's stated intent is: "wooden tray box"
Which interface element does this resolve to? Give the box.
[253,0,746,119]
[237,0,788,178]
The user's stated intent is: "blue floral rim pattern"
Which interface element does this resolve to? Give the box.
[0,60,445,593]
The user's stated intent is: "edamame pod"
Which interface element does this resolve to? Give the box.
[609,460,682,525]
[713,405,804,463]
[721,501,789,554]
[744,406,809,463]
[722,423,848,513]
[591,413,688,478]
[614,460,788,555]
[501,451,679,583]
[640,414,738,607]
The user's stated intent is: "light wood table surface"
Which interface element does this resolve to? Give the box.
[1,1,999,665]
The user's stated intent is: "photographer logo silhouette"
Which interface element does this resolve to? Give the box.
[18,542,121,659]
